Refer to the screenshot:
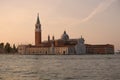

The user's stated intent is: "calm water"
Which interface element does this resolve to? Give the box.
[0,54,120,80]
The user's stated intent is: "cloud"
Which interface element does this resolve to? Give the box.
[79,0,117,24]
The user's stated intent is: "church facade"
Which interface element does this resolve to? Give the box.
[18,14,114,55]
[18,14,86,55]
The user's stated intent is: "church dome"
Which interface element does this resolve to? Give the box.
[61,31,69,40]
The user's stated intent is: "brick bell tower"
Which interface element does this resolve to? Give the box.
[35,13,41,46]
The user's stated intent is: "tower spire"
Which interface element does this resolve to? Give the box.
[37,13,40,24]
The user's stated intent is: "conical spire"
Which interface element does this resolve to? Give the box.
[36,13,40,24]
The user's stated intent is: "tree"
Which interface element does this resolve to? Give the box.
[12,44,17,53]
[4,42,12,53]
[0,43,4,53]
[0,43,4,49]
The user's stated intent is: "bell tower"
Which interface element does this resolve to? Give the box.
[35,13,41,46]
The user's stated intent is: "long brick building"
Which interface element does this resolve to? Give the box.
[86,44,114,54]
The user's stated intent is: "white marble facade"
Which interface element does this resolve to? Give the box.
[75,37,86,54]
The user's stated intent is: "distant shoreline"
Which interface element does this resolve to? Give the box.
[0,53,116,55]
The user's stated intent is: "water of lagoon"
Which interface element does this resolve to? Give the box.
[0,54,120,80]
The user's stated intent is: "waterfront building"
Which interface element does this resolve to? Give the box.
[86,44,114,54]
[18,14,114,55]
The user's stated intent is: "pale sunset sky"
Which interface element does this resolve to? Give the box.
[0,0,120,51]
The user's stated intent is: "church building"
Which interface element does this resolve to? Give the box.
[18,14,114,55]
[18,14,86,55]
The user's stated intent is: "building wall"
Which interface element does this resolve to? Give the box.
[18,45,75,55]
[26,47,49,55]
[18,44,114,55]
[18,45,28,54]
[54,47,68,55]
[75,43,86,54]
[86,44,114,54]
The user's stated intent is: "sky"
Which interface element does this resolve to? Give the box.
[0,0,120,51]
